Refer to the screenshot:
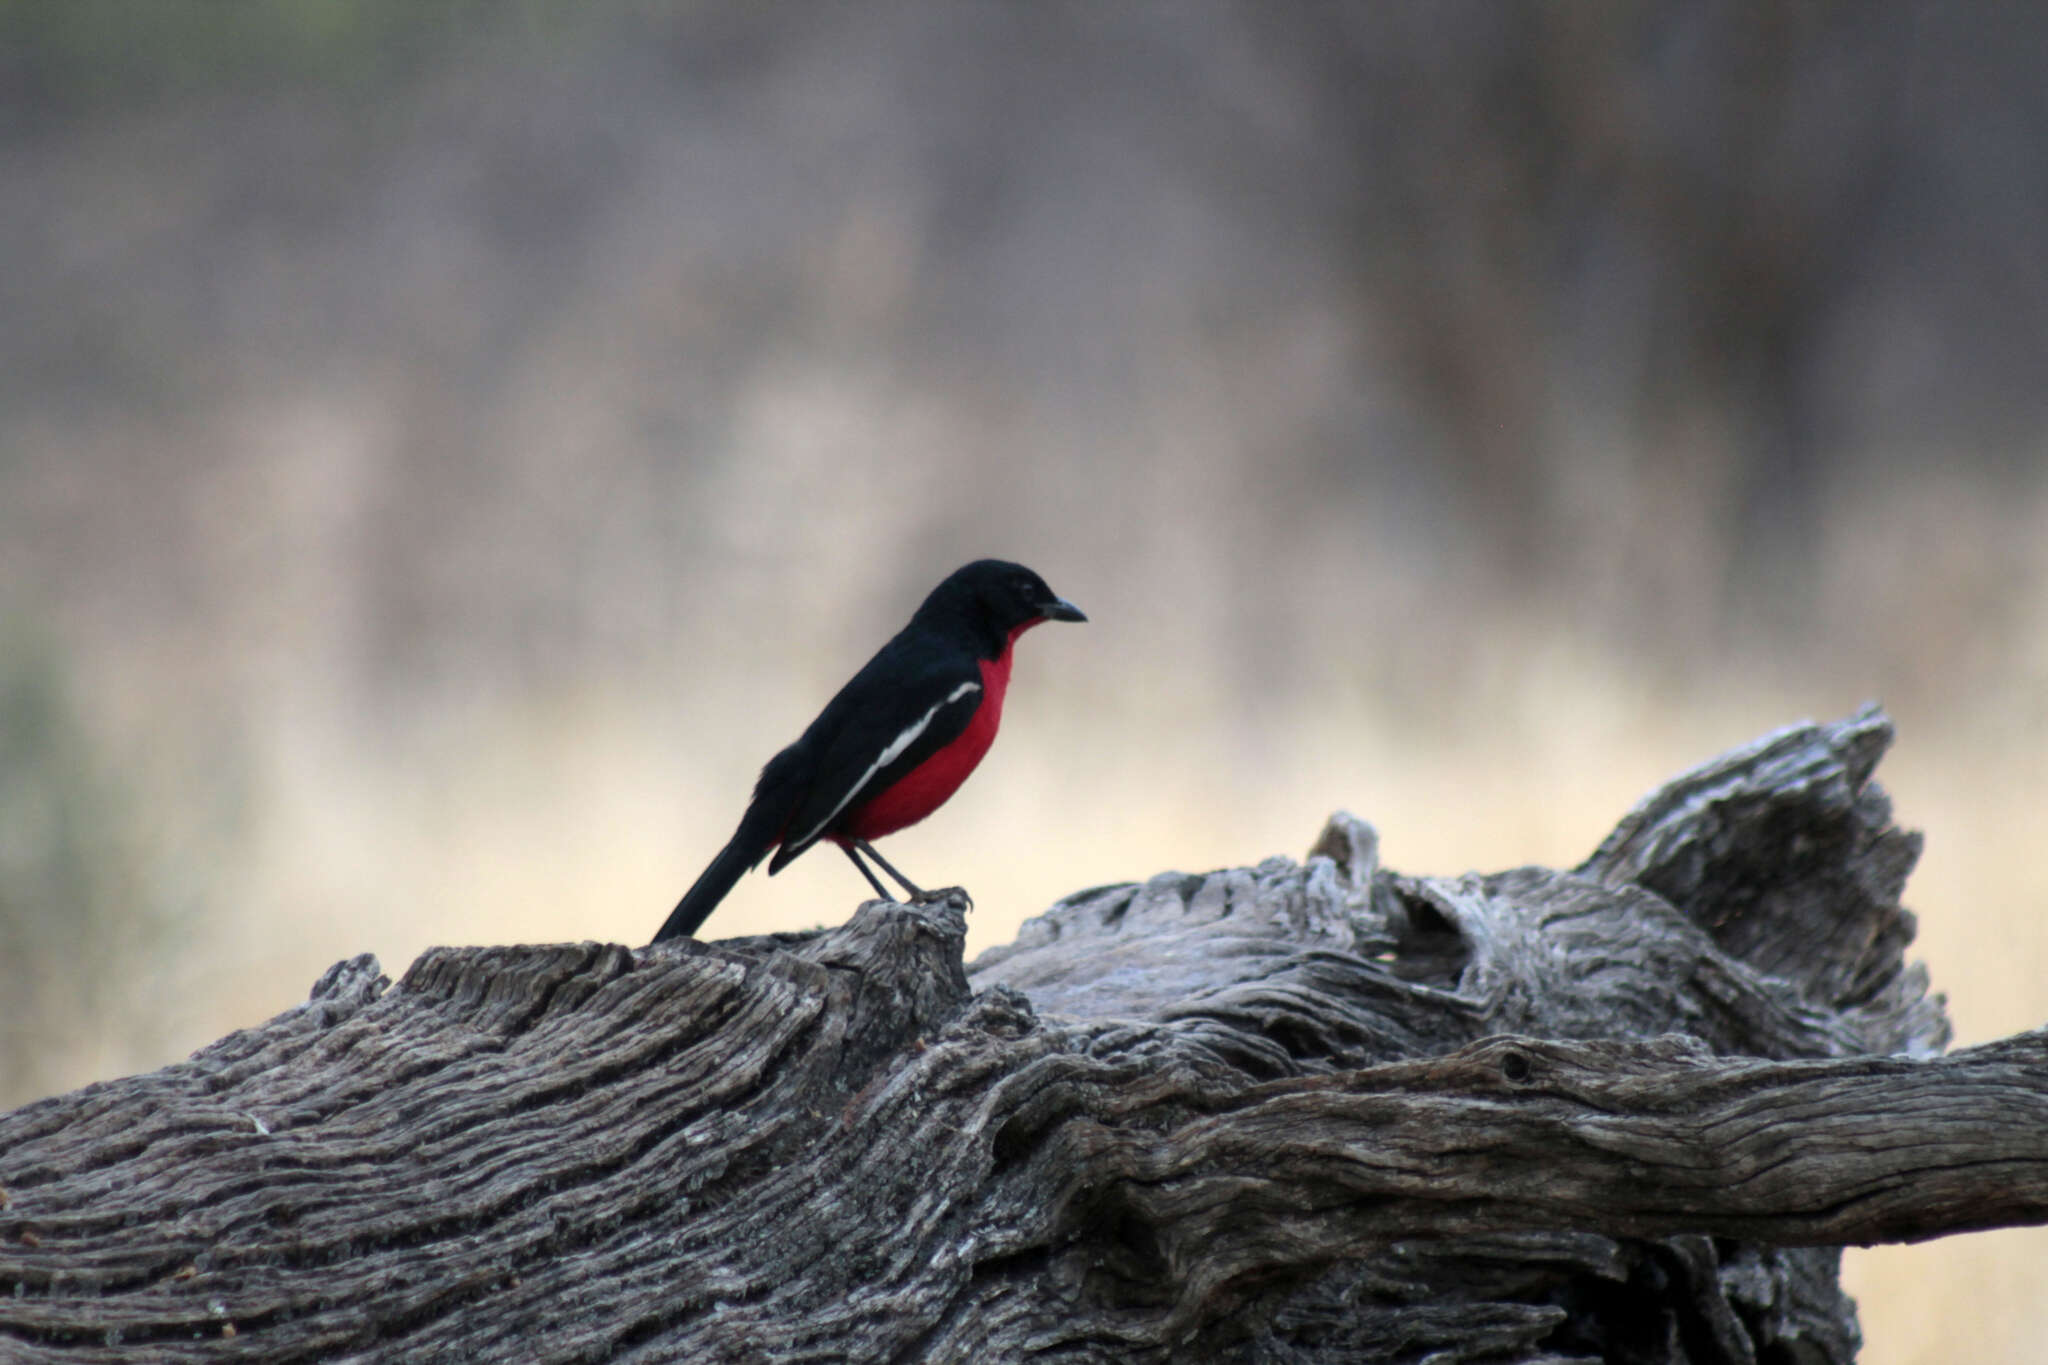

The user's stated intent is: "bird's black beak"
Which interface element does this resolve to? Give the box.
[1040,596,1087,623]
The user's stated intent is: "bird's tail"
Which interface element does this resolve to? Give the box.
[650,827,768,944]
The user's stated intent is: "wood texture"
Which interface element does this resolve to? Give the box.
[1,706,2036,1363]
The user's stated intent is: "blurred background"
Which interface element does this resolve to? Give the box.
[3,3,2045,1358]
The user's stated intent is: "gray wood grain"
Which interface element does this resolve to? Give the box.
[0,707,2024,1363]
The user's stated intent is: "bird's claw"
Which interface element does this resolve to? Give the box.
[913,886,973,911]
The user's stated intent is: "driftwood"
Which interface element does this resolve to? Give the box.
[2,706,2043,1363]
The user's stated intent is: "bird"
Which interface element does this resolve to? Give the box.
[651,559,1086,943]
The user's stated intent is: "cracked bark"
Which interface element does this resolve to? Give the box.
[2,706,2037,1363]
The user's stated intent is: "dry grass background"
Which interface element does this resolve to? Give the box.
[4,5,2047,1360]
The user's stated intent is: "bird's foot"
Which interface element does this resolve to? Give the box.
[912,885,973,911]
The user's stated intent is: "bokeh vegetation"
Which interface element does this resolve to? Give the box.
[0,623,185,1105]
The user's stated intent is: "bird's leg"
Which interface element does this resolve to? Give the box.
[850,839,925,899]
[839,842,897,902]
[854,839,972,911]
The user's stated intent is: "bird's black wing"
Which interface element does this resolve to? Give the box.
[767,629,984,871]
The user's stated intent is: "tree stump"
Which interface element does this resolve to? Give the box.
[4,706,2047,1363]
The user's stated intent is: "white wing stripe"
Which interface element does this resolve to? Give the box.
[791,680,982,850]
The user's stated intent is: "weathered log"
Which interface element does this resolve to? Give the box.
[0,706,2033,1363]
